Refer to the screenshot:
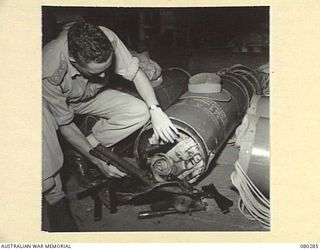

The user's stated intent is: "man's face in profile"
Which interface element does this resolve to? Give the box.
[71,54,113,80]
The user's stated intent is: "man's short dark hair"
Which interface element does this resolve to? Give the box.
[68,21,114,65]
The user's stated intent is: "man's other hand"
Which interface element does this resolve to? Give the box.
[91,158,127,178]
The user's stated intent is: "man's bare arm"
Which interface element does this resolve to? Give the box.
[133,69,178,143]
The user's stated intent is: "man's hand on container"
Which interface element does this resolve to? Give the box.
[150,106,179,143]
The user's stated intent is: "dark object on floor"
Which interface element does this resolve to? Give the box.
[76,179,109,221]
[137,193,207,219]
[77,177,148,220]
[43,197,78,232]
[76,177,144,221]
[202,183,233,214]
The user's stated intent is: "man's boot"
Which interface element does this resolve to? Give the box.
[44,197,78,232]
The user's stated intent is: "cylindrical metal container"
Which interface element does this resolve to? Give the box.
[235,98,270,198]
[235,115,269,198]
[231,94,270,228]
[135,66,263,182]
[164,96,241,160]
[153,68,189,110]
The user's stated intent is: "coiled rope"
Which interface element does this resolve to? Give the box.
[218,64,269,96]
[231,160,270,229]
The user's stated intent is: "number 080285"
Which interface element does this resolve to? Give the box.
[300,244,318,248]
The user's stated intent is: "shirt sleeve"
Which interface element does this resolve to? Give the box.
[42,44,74,126]
[42,79,74,126]
[99,27,139,81]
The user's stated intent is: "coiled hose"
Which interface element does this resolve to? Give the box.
[218,64,269,96]
[231,160,270,229]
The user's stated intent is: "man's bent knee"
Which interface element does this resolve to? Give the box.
[131,100,150,125]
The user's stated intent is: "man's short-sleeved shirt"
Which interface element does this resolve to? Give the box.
[42,26,139,126]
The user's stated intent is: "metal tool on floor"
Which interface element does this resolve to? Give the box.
[138,206,207,219]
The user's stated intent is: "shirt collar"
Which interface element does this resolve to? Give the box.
[62,40,81,78]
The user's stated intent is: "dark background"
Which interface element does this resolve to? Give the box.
[42,6,269,53]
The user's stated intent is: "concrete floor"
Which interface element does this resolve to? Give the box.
[62,48,269,231]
